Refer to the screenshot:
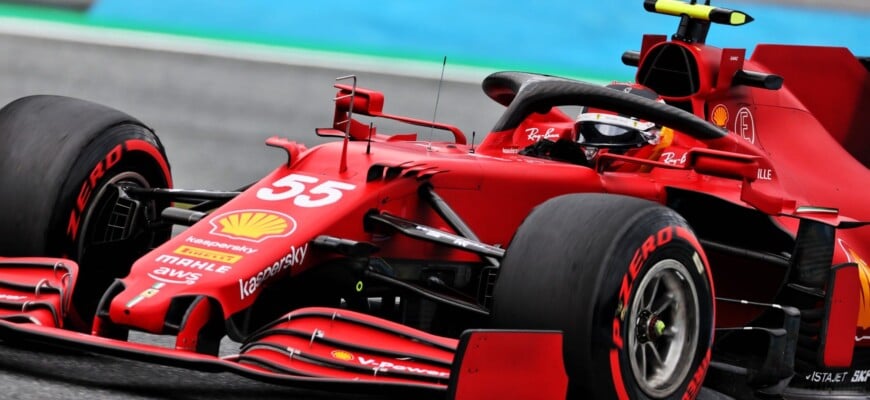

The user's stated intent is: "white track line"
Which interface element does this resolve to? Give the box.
[0,15,503,84]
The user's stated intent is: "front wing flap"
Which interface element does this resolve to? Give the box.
[0,257,77,328]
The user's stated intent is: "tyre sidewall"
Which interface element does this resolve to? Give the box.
[49,124,171,259]
[585,210,713,400]
[0,95,170,257]
[491,193,714,400]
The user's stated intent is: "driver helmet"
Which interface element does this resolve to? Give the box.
[575,83,663,148]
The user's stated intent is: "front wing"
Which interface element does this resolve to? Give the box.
[0,257,567,399]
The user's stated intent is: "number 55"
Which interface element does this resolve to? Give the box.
[257,174,356,207]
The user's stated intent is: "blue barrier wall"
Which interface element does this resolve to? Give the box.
[89,1,870,81]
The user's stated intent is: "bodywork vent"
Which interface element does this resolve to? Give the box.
[367,162,446,182]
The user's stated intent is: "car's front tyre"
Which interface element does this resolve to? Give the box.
[491,193,714,399]
[0,95,173,329]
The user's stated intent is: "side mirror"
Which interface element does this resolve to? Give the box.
[334,84,385,116]
[687,148,758,181]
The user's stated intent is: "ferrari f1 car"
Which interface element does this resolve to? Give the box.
[0,0,868,398]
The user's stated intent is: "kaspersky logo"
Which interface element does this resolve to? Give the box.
[209,209,296,243]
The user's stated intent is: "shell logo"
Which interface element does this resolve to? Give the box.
[330,350,355,361]
[208,209,296,243]
[711,104,728,127]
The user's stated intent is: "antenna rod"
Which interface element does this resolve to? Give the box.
[335,75,357,173]
[427,56,448,148]
[366,122,373,155]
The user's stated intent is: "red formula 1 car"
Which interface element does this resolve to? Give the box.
[0,0,868,398]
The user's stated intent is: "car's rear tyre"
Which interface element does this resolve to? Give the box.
[0,95,173,328]
[491,193,714,399]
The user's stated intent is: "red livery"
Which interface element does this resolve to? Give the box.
[0,1,867,398]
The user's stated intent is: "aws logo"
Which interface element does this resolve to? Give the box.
[147,267,201,285]
[209,209,296,243]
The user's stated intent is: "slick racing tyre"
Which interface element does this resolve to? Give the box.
[0,95,173,328]
[491,193,714,399]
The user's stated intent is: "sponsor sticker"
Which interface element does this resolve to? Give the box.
[0,293,28,301]
[148,267,201,285]
[803,369,870,384]
[239,243,308,300]
[734,107,756,144]
[525,127,560,142]
[804,370,849,383]
[331,350,355,361]
[184,236,258,254]
[155,254,232,274]
[209,210,296,243]
[125,282,165,308]
[660,151,687,166]
[711,104,728,127]
[357,356,449,378]
[853,370,870,383]
[174,245,242,264]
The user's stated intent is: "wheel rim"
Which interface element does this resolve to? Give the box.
[627,259,700,398]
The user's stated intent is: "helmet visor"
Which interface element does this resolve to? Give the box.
[576,112,655,147]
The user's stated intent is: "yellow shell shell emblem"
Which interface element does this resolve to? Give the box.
[711,104,729,127]
[209,210,296,242]
[330,350,355,361]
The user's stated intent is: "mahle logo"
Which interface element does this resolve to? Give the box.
[209,209,296,242]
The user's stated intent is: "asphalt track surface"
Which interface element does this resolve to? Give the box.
[0,32,512,399]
